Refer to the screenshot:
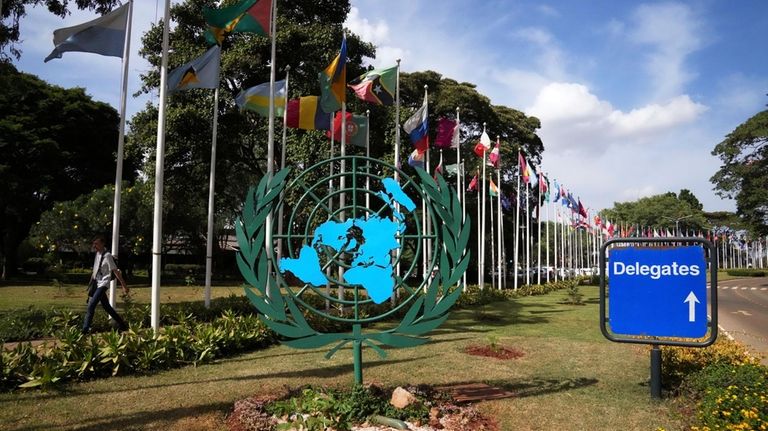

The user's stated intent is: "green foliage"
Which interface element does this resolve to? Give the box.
[711,109,768,236]
[683,363,768,430]
[661,336,759,391]
[266,385,429,431]
[0,308,51,342]
[28,182,153,257]
[600,191,708,233]
[564,285,584,305]
[0,62,139,277]
[726,268,766,277]
[0,310,278,391]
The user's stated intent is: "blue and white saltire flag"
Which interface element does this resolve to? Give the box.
[44,3,130,62]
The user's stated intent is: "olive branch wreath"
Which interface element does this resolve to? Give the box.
[235,167,471,359]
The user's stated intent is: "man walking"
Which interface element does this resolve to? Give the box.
[83,235,129,334]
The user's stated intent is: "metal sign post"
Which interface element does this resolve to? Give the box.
[599,237,718,399]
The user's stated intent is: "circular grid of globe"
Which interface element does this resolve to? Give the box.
[273,157,439,321]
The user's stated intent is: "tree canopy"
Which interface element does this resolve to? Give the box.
[600,190,709,233]
[711,108,768,236]
[124,0,544,257]
[0,62,138,277]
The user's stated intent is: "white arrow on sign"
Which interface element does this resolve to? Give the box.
[684,291,700,322]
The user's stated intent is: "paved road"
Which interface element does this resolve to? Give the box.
[712,277,768,365]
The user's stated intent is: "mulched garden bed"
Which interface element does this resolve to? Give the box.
[464,344,525,360]
[226,384,499,431]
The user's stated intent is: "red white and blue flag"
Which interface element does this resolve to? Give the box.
[403,95,429,152]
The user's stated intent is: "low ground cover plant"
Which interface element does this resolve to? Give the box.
[662,339,767,430]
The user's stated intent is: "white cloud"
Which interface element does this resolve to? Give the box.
[512,27,566,80]
[345,7,389,46]
[536,4,560,18]
[629,2,704,99]
[526,82,707,153]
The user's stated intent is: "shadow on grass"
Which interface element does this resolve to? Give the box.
[9,400,232,431]
[1,356,436,404]
[488,376,599,398]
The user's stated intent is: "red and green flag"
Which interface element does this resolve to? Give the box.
[203,0,272,45]
[347,65,396,105]
[327,112,367,148]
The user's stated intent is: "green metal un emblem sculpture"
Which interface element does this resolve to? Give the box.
[235,156,470,384]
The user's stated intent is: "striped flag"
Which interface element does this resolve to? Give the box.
[285,96,330,130]
[235,79,286,116]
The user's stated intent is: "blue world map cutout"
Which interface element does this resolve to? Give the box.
[279,178,416,304]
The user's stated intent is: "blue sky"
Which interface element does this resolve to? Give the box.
[10,0,768,213]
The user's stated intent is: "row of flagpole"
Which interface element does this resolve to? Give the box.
[45,0,768,338]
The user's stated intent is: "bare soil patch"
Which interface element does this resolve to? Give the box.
[464,344,525,360]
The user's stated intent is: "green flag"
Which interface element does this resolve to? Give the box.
[203,0,272,45]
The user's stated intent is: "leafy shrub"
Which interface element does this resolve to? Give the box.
[726,268,766,277]
[661,336,759,391]
[1,313,278,390]
[564,285,584,305]
[22,258,49,274]
[164,264,204,277]
[0,308,51,341]
[684,363,768,430]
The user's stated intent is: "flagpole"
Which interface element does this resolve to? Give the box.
[480,123,487,290]
[496,140,502,290]
[109,0,133,308]
[423,160,428,281]
[476,174,481,285]
[204,85,220,309]
[326,115,334,311]
[150,0,171,332]
[545,176,550,283]
[264,0,279,298]
[339,99,347,302]
[455,107,466,290]
[537,171,542,285]
[514,152,521,291]
[525,186,530,286]
[561,208,566,278]
[276,66,290,264]
[553,196,558,281]
[393,59,402,295]
[461,163,467,289]
[365,109,370,215]
[489,178,495,290]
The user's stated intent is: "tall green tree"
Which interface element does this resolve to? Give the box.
[0,0,121,60]
[129,0,375,255]
[128,0,543,266]
[0,62,138,278]
[600,192,708,234]
[711,109,768,236]
[28,181,153,256]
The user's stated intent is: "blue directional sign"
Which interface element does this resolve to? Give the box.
[608,246,708,338]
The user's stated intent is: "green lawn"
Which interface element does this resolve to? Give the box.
[0,286,686,430]
[0,283,244,311]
